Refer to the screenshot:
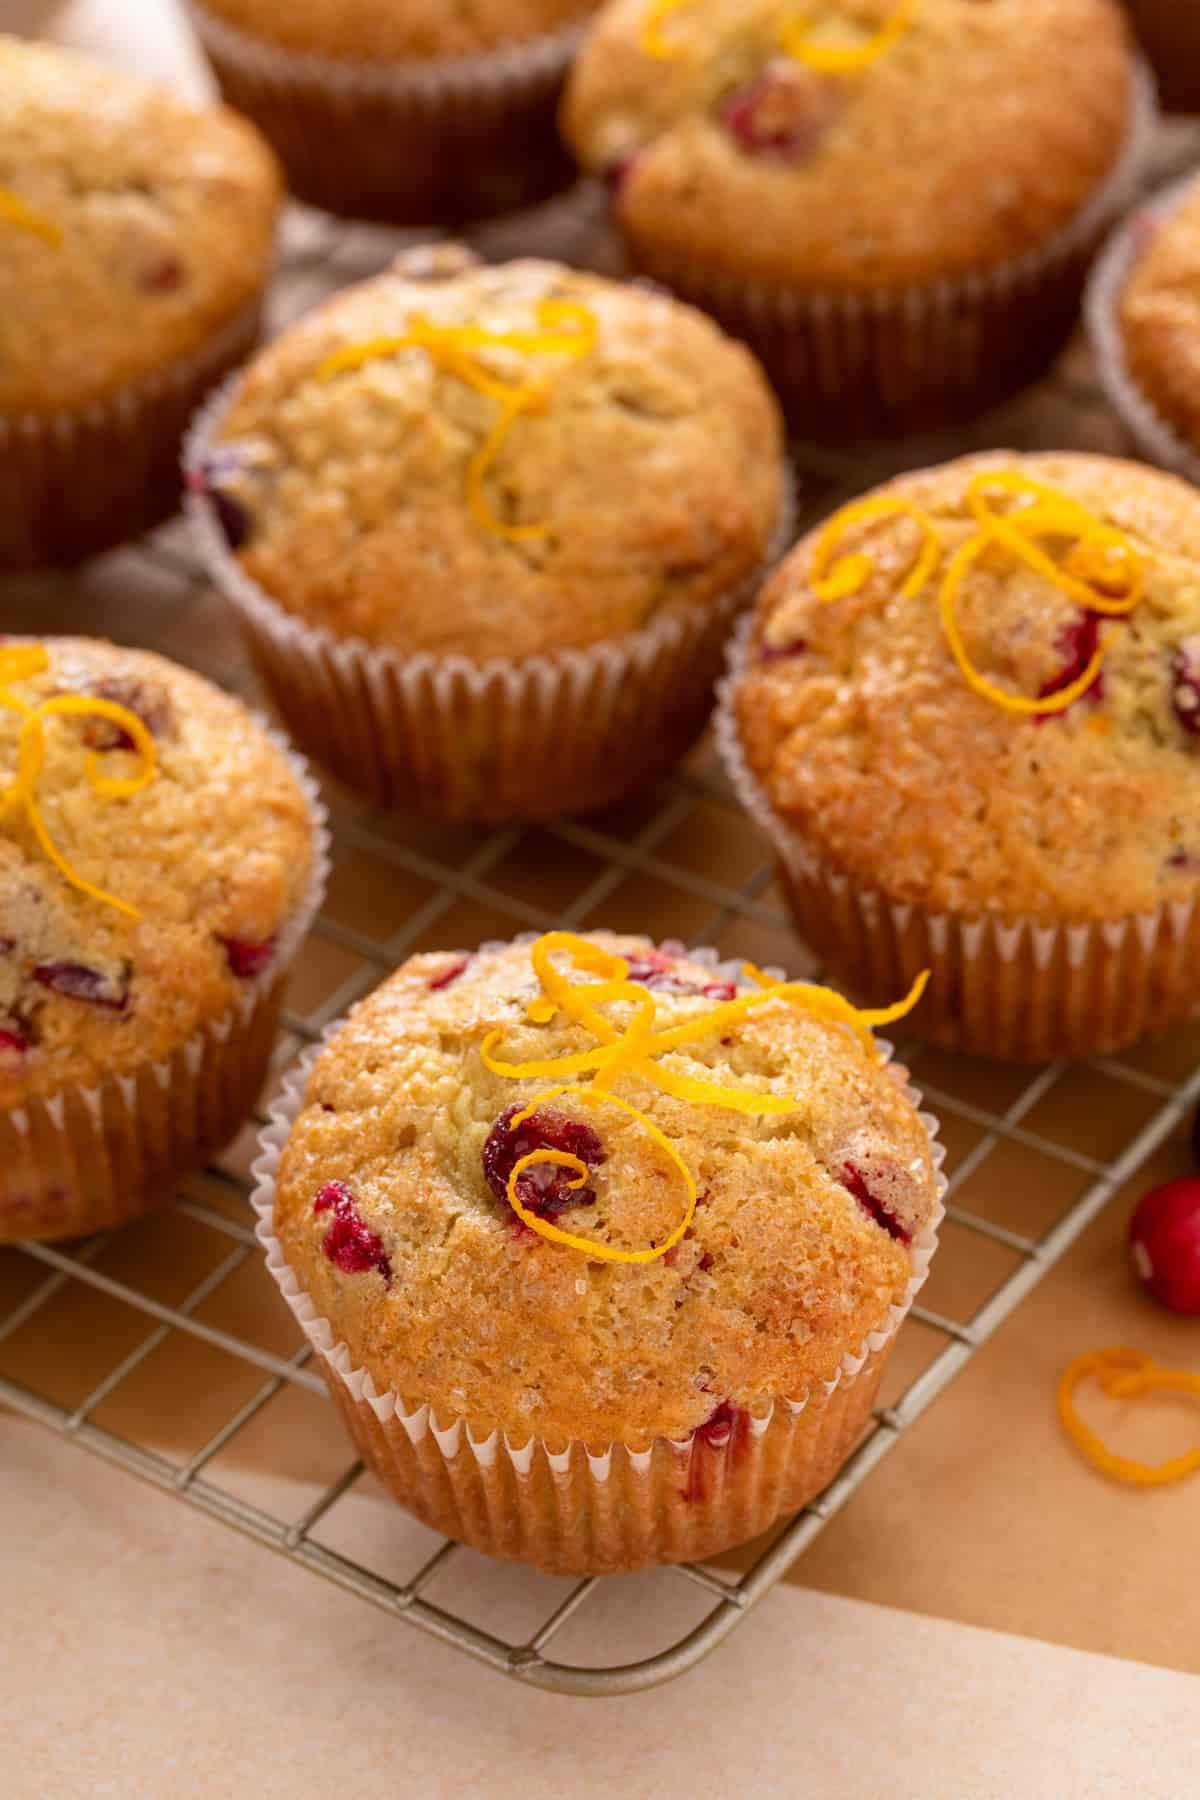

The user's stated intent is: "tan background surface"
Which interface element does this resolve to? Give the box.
[3,3,1200,1792]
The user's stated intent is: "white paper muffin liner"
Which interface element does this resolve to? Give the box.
[715,617,1200,1062]
[249,938,945,1575]
[0,297,263,574]
[0,733,330,1244]
[617,60,1156,438]
[185,380,796,821]
[187,2,585,224]
[1087,168,1200,484]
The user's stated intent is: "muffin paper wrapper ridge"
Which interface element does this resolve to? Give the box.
[0,733,330,1243]
[0,298,263,573]
[715,617,1200,1062]
[616,60,1156,437]
[1087,168,1200,485]
[185,383,797,822]
[249,941,945,1576]
[187,2,586,225]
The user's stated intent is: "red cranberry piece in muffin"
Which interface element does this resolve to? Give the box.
[482,1104,606,1223]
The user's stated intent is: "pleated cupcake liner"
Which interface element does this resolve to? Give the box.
[715,616,1200,1062]
[1087,168,1200,485]
[0,297,263,573]
[187,2,585,225]
[185,380,796,821]
[250,939,945,1576]
[0,733,330,1243]
[616,59,1156,438]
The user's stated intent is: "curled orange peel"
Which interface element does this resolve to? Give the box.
[0,185,61,245]
[317,301,596,542]
[0,645,154,919]
[809,470,1147,718]
[779,0,917,72]
[641,0,692,57]
[1058,1347,1200,1488]
[486,932,928,1263]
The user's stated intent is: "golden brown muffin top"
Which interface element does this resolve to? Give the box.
[272,932,940,1444]
[0,35,280,415]
[203,250,786,661]
[197,0,599,60]
[563,0,1134,289]
[0,638,317,1104]
[1119,177,1200,449]
[734,452,1200,923]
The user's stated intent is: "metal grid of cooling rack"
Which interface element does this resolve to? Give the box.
[5,135,1200,1693]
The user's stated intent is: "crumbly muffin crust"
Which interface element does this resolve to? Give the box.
[196,0,599,60]
[0,35,280,414]
[563,0,1134,289]
[0,638,315,1104]
[207,251,786,660]
[272,934,939,1444]
[1119,177,1200,449]
[735,451,1200,923]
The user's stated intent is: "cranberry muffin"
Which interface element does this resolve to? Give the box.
[188,246,789,819]
[0,35,280,570]
[188,0,601,222]
[254,930,943,1573]
[1,637,326,1241]
[563,0,1148,434]
[723,451,1200,1060]
[1089,173,1200,483]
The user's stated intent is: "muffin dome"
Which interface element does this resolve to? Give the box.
[271,932,941,1444]
[0,638,316,1104]
[199,249,786,661]
[0,36,280,416]
[563,0,1135,289]
[1116,176,1200,450]
[195,0,598,59]
[734,452,1200,923]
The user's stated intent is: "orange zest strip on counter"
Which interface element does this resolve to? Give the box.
[0,185,61,245]
[482,931,927,1262]
[1057,1347,1200,1488]
[317,300,597,543]
[809,470,1147,718]
[779,0,917,73]
[0,645,155,919]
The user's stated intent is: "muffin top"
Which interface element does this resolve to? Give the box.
[563,0,1135,289]
[1118,178,1200,448]
[734,452,1200,923]
[272,931,940,1445]
[197,0,599,61]
[201,249,786,661]
[0,35,280,414]
[0,638,317,1104]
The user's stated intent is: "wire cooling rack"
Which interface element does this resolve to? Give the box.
[4,130,1200,1695]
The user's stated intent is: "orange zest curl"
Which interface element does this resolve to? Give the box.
[811,495,941,605]
[810,470,1147,718]
[0,184,61,246]
[779,0,917,73]
[1058,1347,1200,1488]
[641,0,692,57]
[0,645,154,919]
[317,301,597,543]
[483,931,928,1263]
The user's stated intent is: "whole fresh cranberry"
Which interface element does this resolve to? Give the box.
[1129,1178,1200,1314]
[482,1105,606,1223]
